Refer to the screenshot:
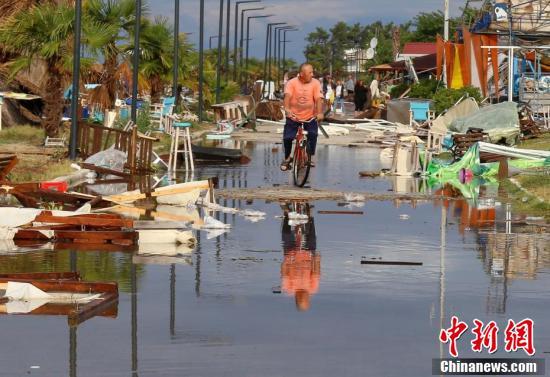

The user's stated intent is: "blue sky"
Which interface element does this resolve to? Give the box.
[151,0,464,61]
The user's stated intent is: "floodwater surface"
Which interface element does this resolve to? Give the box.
[0,143,548,377]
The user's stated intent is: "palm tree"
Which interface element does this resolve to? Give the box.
[84,0,146,110]
[0,1,110,136]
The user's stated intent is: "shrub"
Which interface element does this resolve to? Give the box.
[432,86,482,114]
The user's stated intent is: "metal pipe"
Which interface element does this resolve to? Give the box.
[215,0,224,103]
[262,22,284,98]
[69,0,82,160]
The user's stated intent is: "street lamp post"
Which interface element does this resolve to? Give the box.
[233,0,261,81]
[280,28,297,87]
[198,0,205,122]
[243,14,271,89]
[272,25,289,89]
[224,0,231,78]
[69,0,82,160]
[173,0,180,104]
[238,7,264,87]
[131,0,142,124]
[209,35,219,50]
[263,22,285,98]
[275,26,295,90]
[215,0,224,103]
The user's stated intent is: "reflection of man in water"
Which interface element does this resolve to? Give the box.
[280,203,321,311]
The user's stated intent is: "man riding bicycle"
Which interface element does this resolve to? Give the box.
[280,63,324,171]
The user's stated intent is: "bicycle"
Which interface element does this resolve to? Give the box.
[285,111,331,187]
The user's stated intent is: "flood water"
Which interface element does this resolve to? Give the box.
[0,143,548,377]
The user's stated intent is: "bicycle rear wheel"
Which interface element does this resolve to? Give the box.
[293,140,311,187]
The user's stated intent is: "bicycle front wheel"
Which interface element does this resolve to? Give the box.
[293,140,311,187]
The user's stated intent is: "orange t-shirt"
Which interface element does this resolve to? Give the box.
[284,77,322,121]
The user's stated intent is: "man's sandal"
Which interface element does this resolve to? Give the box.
[280,159,292,171]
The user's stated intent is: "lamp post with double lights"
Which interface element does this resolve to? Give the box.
[233,0,261,81]
[263,22,286,97]
[274,26,295,90]
[243,14,272,89]
[262,22,286,96]
[271,25,291,88]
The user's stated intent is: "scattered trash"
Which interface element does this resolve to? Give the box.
[201,216,231,229]
[288,212,308,220]
[399,214,410,220]
[344,193,366,202]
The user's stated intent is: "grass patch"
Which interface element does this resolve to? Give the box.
[515,173,550,202]
[8,156,74,183]
[501,177,550,222]
[518,132,550,151]
[0,125,45,146]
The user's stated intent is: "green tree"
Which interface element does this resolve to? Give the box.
[0,1,110,136]
[413,10,444,42]
[85,0,146,110]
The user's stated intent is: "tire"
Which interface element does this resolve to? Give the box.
[293,139,311,187]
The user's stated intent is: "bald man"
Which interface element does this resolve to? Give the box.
[280,63,324,171]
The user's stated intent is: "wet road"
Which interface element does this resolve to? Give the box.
[0,143,548,376]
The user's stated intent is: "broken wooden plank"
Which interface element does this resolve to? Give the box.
[361,260,423,266]
[318,210,364,215]
[105,180,211,203]
[55,230,138,245]
[79,163,131,178]
[133,220,191,229]
[34,212,133,228]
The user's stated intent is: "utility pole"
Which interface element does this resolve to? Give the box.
[215,0,224,103]
[69,0,82,160]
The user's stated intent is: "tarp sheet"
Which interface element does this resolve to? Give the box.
[449,102,520,145]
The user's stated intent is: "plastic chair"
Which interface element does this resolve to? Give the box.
[409,102,434,126]
[151,97,175,131]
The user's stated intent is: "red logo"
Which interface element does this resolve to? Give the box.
[440,316,469,357]
[471,319,499,354]
[440,317,536,357]
[504,318,535,356]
